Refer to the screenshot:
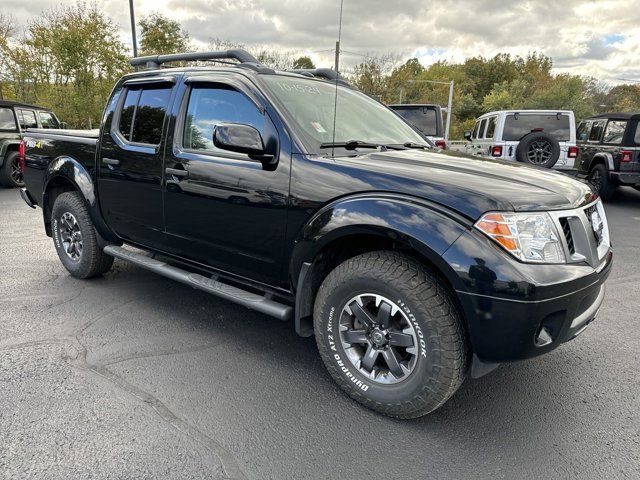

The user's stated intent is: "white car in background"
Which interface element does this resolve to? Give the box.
[464,110,578,169]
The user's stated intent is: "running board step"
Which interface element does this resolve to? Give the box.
[103,245,293,321]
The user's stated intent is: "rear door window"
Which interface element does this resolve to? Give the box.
[635,123,640,145]
[0,108,16,130]
[503,113,571,141]
[485,116,497,139]
[118,86,172,145]
[589,120,605,142]
[602,120,627,144]
[17,109,38,130]
[38,111,60,129]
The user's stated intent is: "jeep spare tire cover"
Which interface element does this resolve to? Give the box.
[515,131,561,168]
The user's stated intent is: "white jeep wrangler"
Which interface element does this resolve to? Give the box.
[464,110,578,169]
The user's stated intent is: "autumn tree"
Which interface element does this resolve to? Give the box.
[292,56,315,69]
[139,12,190,56]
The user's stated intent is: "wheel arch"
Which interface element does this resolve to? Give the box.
[42,156,118,244]
[587,153,613,172]
[290,194,470,336]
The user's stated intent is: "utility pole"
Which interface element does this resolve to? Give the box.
[129,0,138,58]
[334,41,340,72]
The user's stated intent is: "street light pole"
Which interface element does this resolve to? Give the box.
[445,80,454,142]
[129,0,138,58]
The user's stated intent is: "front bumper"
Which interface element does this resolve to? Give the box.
[456,252,612,363]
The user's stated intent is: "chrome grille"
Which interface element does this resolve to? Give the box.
[548,199,610,267]
[558,217,575,254]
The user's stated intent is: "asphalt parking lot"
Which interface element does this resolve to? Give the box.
[1,186,639,480]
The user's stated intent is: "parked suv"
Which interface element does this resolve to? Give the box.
[388,104,446,148]
[0,100,62,187]
[576,112,640,200]
[464,110,578,169]
[19,50,611,418]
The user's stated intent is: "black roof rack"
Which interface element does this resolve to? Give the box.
[286,68,351,86]
[0,99,52,110]
[130,49,261,70]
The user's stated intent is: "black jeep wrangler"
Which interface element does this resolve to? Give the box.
[0,100,63,188]
[576,112,640,200]
[19,50,612,418]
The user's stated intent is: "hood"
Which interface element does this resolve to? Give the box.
[336,149,595,220]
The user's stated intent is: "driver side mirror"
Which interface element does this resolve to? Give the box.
[213,123,275,164]
[464,130,472,141]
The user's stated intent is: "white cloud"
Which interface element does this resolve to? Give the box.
[3,0,639,83]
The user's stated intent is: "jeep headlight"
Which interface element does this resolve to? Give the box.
[475,212,566,264]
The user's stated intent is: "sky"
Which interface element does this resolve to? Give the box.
[4,0,640,84]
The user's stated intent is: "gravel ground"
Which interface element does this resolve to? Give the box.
[1,185,639,479]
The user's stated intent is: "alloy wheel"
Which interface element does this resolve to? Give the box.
[589,169,602,191]
[526,140,553,165]
[59,212,83,261]
[339,293,419,385]
[10,156,23,185]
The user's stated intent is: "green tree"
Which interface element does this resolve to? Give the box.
[292,56,315,69]
[0,2,128,127]
[139,12,190,56]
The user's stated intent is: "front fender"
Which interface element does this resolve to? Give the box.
[289,193,471,289]
[43,156,118,244]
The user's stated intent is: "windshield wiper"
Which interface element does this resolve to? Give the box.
[319,140,384,150]
[319,140,407,151]
[402,142,432,149]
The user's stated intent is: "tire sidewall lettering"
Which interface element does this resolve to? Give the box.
[396,299,427,358]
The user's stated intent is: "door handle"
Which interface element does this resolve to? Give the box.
[165,167,188,178]
[102,158,120,166]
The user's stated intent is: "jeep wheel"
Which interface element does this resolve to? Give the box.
[516,132,560,168]
[51,192,113,278]
[588,164,615,201]
[0,151,24,188]
[314,251,469,418]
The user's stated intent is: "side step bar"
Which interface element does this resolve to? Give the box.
[103,245,293,321]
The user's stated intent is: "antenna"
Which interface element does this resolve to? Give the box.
[330,0,345,157]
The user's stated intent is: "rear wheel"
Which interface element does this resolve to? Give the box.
[314,251,469,418]
[588,164,615,201]
[0,151,24,188]
[51,192,113,278]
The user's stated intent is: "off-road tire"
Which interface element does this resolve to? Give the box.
[588,163,615,201]
[515,132,561,168]
[51,192,113,278]
[0,151,24,188]
[314,251,469,419]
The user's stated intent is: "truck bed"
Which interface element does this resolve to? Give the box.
[26,128,100,139]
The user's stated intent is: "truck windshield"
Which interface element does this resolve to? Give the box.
[391,107,439,137]
[261,75,428,154]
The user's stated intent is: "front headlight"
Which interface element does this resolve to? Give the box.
[475,212,566,264]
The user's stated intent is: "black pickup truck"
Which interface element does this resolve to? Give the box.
[19,50,612,418]
[576,112,640,200]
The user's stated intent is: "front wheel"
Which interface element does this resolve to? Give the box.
[51,192,113,278]
[314,251,469,418]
